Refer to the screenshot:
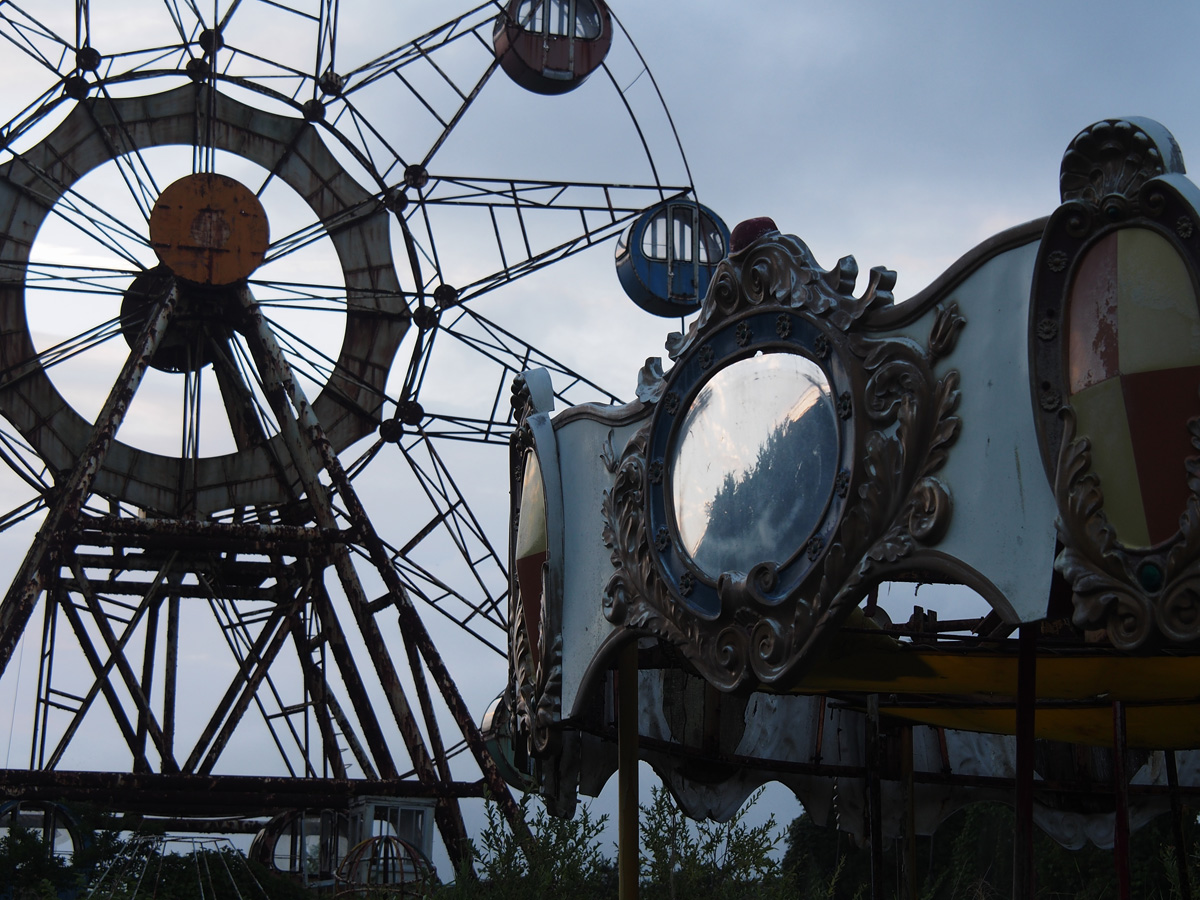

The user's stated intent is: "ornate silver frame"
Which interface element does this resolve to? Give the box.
[506,371,565,759]
[1030,118,1200,649]
[602,228,967,688]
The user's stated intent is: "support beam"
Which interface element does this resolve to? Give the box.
[1013,623,1037,900]
[1167,750,1192,900]
[1112,700,1131,900]
[0,290,177,677]
[618,640,639,900]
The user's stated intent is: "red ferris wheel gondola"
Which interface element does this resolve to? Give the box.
[493,0,614,95]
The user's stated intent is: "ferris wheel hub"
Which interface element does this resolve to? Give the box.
[119,265,240,373]
[149,173,269,286]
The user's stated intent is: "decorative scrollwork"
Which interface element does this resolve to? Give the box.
[511,547,563,756]
[666,229,897,361]
[1055,410,1200,650]
[602,230,965,688]
[1060,118,1183,209]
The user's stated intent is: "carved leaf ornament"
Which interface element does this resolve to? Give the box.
[1032,118,1200,650]
[508,374,563,761]
[602,223,966,688]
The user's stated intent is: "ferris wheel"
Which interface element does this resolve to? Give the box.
[0,0,715,868]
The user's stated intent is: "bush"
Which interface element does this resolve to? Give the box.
[438,794,611,900]
[641,786,790,900]
[435,787,793,899]
[0,825,75,899]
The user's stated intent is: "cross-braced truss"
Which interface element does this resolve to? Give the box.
[0,0,699,867]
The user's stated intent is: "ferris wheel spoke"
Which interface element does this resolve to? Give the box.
[0,425,51,496]
[1,89,71,160]
[178,344,203,501]
[0,314,127,390]
[249,277,348,307]
[74,1,90,48]
[160,0,201,44]
[215,0,245,33]
[324,97,411,186]
[0,495,46,532]
[260,197,384,265]
[259,311,390,421]
[416,56,500,171]
[6,163,152,268]
[339,3,496,97]
[439,306,622,402]
[313,0,338,88]
[384,558,506,657]
[86,86,166,222]
[0,4,74,76]
[21,259,141,298]
[379,525,508,649]
[391,434,508,630]
[404,178,688,303]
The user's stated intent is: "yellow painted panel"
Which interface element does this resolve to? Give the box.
[1071,378,1150,547]
[1117,228,1200,374]
[794,646,1200,702]
[515,450,548,558]
[883,705,1200,750]
[786,642,1200,747]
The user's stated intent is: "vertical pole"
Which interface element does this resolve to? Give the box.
[243,298,518,862]
[618,640,639,900]
[1167,750,1192,900]
[1112,701,1131,900]
[1013,623,1037,900]
[163,592,179,765]
[134,599,161,773]
[0,289,176,677]
[866,694,884,900]
[902,724,917,900]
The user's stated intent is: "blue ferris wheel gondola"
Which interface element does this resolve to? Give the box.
[615,200,730,317]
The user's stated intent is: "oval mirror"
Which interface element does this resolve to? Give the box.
[670,352,839,578]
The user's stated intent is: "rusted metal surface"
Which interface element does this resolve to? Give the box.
[184,592,303,775]
[0,290,176,680]
[81,514,343,545]
[0,770,487,816]
[0,86,407,515]
[242,301,473,859]
[69,562,174,767]
[243,297,528,854]
[149,173,269,285]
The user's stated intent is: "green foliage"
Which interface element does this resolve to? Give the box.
[436,787,791,899]
[85,840,286,900]
[781,800,1200,900]
[0,825,75,899]
[640,785,789,900]
[438,793,611,900]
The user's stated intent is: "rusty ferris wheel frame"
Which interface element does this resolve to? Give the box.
[0,0,698,868]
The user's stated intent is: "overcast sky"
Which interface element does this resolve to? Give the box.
[1,0,1199,878]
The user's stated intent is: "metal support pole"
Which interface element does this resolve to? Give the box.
[1167,750,1192,900]
[618,640,639,900]
[902,724,917,900]
[0,289,177,677]
[1112,700,1131,900]
[241,296,526,860]
[1013,623,1037,900]
[866,694,884,900]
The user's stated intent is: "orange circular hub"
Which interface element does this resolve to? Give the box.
[149,173,268,284]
